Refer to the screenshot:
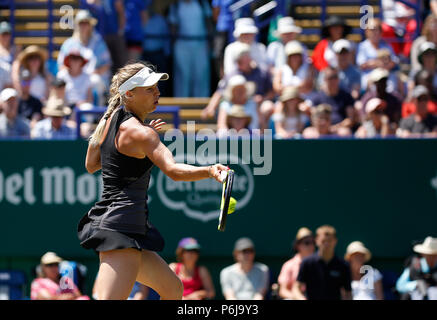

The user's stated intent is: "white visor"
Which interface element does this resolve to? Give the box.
[118,67,169,95]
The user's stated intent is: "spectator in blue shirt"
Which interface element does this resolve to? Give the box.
[124,0,149,62]
[81,0,127,74]
[356,18,398,91]
[396,237,437,300]
[142,5,171,96]
[0,88,30,138]
[318,39,361,100]
[212,0,238,77]
[32,98,75,140]
[168,0,213,97]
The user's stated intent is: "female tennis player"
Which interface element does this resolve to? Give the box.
[77,62,228,300]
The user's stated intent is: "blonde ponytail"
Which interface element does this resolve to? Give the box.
[88,62,149,147]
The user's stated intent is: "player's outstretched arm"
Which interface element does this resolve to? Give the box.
[123,125,227,183]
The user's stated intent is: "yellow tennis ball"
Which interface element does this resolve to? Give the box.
[228,197,237,214]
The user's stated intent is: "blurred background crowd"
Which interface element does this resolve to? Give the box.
[0,0,437,139]
[24,230,437,300]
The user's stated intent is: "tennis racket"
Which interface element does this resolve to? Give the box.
[218,169,234,232]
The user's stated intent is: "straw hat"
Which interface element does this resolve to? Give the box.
[227,104,252,121]
[223,75,256,101]
[233,18,258,38]
[296,227,313,241]
[279,86,303,102]
[42,97,72,117]
[285,41,304,56]
[40,252,63,265]
[345,241,372,262]
[17,45,48,65]
[414,237,437,255]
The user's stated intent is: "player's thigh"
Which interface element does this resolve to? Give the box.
[136,249,183,300]
[96,248,141,300]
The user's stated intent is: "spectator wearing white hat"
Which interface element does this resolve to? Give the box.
[216,74,258,132]
[318,39,361,99]
[223,18,268,76]
[0,88,30,138]
[273,40,314,96]
[203,42,274,130]
[266,17,307,71]
[397,85,437,138]
[31,98,75,140]
[396,237,437,300]
[30,251,89,300]
[345,241,384,300]
[355,98,390,138]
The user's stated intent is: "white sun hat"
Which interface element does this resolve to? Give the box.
[414,237,437,255]
[276,16,302,35]
[233,18,259,38]
[118,66,169,95]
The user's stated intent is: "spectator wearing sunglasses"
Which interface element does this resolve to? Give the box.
[397,85,437,138]
[220,237,269,300]
[17,69,43,129]
[30,252,89,300]
[277,228,315,299]
[169,237,215,300]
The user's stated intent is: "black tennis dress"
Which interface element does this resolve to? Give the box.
[77,106,165,252]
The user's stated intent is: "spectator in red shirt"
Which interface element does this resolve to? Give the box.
[169,237,215,300]
[312,16,351,71]
[278,227,315,299]
[381,2,417,60]
[403,69,437,117]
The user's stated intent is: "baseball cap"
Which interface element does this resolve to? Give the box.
[412,85,429,99]
[296,227,313,241]
[0,88,18,102]
[332,39,352,53]
[369,68,389,83]
[0,21,11,34]
[234,237,255,251]
[178,237,201,250]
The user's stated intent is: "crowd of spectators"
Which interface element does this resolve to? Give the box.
[1,1,437,140]
[31,231,437,300]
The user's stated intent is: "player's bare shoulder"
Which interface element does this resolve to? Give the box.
[117,118,160,158]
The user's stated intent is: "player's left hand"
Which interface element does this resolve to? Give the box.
[149,119,166,131]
